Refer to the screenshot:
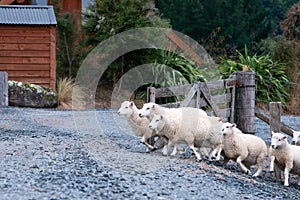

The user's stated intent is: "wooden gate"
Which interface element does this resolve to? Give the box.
[147,75,236,123]
[147,70,256,135]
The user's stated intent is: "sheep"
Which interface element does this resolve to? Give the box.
[221,122,267,177]
[148,111,223,161]
[117,101,156,152]
[139,102,209,156]
[292,130,300,145]
[270,131,300,186]
[138,102,207,120]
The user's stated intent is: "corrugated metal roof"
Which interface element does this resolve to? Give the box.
[0,5,57,25]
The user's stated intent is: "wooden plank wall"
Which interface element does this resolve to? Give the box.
[0,25,56,89]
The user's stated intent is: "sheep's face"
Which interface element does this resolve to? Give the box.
[221,122,236,136]
[271,132,287,149]
[117,101,134,117]
[149,114,164,132]
[292,130,300,145]
[139,102,155,118]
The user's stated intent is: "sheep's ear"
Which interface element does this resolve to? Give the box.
[130,101,133,107]
[231,123,236,128]
[218,118,223,122]
[271,131,275,136]
[282,136,287,140]
[160,115,163,120]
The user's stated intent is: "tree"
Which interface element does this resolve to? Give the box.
[155,0,299,55]
[82,0,169,48]
[49,0,81,79]
[281,2,300,41]
[81,0,170,83]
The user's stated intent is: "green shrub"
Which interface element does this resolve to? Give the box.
[135,50,219,103]
[218,47,290,104]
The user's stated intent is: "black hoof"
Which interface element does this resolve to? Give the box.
[152,147,158,151]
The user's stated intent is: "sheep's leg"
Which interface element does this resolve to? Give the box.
[190,145,202,161]
[236,156,251,175]
[199,147,210,159]
[170,145,177,156]
[162,144,168,156]
[207,148,215,161]
[209,145,222,161]
[140,136,155,152]
[215,145,222,161]
[269,156,275,172]
[284,168,290,186]
[284,163,293,186]
[253,154,264,177]
[162,140,172,156]
[153,136,167,150]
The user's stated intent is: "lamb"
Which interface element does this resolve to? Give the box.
[117,101,156,152]
[221,122,267,177]
[270,131,300,186]
[292,130,300,145]
[148,111,223,161]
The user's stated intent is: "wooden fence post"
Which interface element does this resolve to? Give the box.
[269,102,282,134]
[269,102,282,180]
[234,71,255,134]
[0,72,8,106]
[147,87,156,103]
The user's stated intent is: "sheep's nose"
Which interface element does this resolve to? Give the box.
[117,111,120,114]
[271,145,275,149]
[292,141,296,145]
[139,113,143,117]
[149,125,152,129]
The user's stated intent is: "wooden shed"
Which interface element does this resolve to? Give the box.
[0,5,57,89]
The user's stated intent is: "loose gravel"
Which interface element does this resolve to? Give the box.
[1,106,300,200]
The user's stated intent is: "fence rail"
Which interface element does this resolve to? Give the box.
[255,103,295,137]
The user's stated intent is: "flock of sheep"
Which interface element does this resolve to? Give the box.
[117,100,300,187]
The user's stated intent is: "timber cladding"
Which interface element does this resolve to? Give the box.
[0,25,56,89]
[0,5,57,89]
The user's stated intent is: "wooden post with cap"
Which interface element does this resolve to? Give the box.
[234,70,255,134]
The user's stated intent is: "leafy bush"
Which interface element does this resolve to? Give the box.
[259,36,300,114]
[135,50,220,103]
[218,47,290,104]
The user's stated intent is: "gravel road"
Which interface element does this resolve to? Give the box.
[1,106,300,200]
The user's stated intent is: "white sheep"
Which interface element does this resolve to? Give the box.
[139,102,208,156]
[138,102,207,120]
[292,130,300,145]
[221,122,267,177]
[148,112,223,161]
[270,131,300,186]
[117,101,156,152]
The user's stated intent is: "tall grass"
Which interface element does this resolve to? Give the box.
[57,77,89,109]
